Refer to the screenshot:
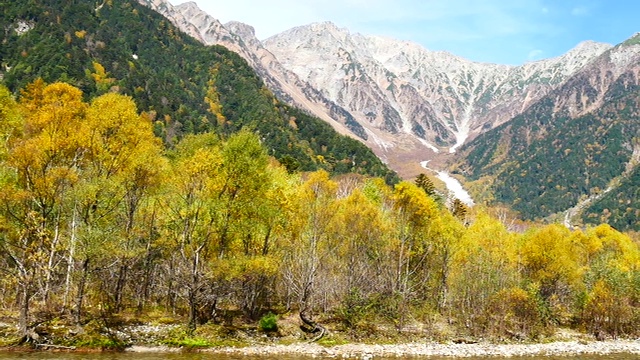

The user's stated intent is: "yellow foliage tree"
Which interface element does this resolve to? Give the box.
[89,61,116,94]
[449,212,519,332]
[162,133,224,332]
[0,85,23,160]
[205,65,227,126]
[520,224,582,297]
[281,170,338,322]
[78,92,165,312]
[2,82,87,334]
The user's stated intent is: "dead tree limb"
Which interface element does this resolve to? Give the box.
[300,308,326,342]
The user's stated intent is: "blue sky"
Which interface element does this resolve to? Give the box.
[173,0,639,65]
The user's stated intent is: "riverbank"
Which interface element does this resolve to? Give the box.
[2,314,639,357]
[122,340,640,358]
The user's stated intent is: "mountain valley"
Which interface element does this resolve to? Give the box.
[140,0,640,229]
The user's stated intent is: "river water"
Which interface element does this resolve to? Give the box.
[419,161,474,206]
[0,352,637,360]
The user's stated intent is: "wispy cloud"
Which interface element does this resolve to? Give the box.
[571,6,590,16]
[528,49,544,60]
[171,0,634,65]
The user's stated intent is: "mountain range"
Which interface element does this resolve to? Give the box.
[138,0,640,230]
[2,0,638,230]
[458,34,640,229]
[140,1,620,168]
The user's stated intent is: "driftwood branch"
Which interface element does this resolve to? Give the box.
[300,308,326,342]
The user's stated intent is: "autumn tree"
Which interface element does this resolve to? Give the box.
[205,65,227,127]
[228,162,291,318]
[330,185,390,328]
[0,85,25,330]
[448,212,518,335]
[0,85,22,159]
[73,92,165,315]
[0,81,86,336]
[520,224,581,299]
[212,130,282,319]
[389,181,442,328]
[580,224,640,337]
[516,223,584,331]
[281,170,339,339]
[161,133,223,333]
[87,61,116,95]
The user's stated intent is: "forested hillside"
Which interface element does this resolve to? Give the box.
[0,0,396,181]
[584,163,640,230]
[456,43,640,230]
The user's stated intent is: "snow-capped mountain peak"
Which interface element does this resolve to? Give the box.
[138,0,629,179]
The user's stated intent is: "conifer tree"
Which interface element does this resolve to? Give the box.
[415,173,435,196]
[451,198,468,222]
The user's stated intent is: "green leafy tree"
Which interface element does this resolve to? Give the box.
[162,133,223,333]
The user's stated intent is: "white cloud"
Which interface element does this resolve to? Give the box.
[169,0,562,64]
[527,49,544,60]
[172,0,549,39]
[571,6,589,16]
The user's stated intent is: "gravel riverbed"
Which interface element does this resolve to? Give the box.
[126,340,640,357]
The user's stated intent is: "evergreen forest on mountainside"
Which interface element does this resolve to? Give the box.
[584,165,640,230]
[0,0,397,182]
[458,67,640,230]
[0,0,639,350]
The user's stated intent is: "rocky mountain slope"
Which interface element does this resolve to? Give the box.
[456,34,640,229]
[264,23,610,156]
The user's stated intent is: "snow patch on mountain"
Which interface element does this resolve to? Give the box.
[417,139,439,153]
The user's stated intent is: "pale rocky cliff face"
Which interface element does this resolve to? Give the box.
[137,0,205,43]
[137,0,631,178]
[263,22,612,158]
[547,39,640,119]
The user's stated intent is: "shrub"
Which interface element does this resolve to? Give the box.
[335,288,370,328]
[583,279,635,339]
[485,286,551,339]
[259,312,278,332]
